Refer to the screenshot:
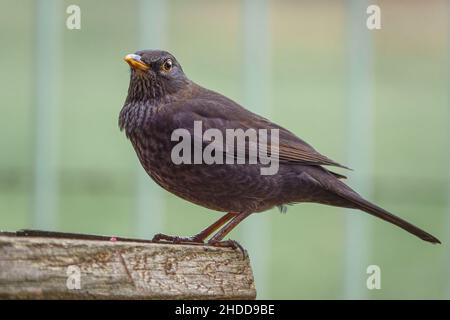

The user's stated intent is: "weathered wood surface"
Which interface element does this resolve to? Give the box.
[0,234,256,299]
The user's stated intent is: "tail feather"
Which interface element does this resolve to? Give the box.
[304,167,440,244]
[336,188,441,244]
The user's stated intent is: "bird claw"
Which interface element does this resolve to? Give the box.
[152,234,247,259]
[208,239,247,259]
[151,233,204,245]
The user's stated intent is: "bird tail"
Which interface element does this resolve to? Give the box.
[334,186,441,244]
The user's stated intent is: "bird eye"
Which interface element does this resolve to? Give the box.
[161,59,173,72]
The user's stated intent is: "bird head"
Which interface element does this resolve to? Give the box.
[124,50,189,103]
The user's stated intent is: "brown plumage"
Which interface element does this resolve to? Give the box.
[119,50,440,246]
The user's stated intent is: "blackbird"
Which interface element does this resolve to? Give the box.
[119,50,440,247]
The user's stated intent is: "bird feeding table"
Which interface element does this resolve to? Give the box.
[0,231,256,299]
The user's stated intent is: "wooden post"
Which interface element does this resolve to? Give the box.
[0,232,256,299]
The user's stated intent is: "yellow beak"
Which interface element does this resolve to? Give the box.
[124,54,149,71]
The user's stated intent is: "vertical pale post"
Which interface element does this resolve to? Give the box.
[447,0,450,300]
[33,0,62,229]
[242,0,271,299]
[134,0,167,238]
[343,0,374,299]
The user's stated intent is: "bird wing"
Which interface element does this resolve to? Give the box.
[157,95,349,169]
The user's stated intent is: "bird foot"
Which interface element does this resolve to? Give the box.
[152,234,247,259]
[207,239,247,259]
[151,233,204,245]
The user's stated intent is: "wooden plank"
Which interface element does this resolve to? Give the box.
[0,234,256,299]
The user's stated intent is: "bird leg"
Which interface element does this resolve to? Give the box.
[152,212,237,244]
[207,212,252,247]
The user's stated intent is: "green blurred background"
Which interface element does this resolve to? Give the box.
[0,0,448,299]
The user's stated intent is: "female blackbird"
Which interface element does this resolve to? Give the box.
[120,50,440,247]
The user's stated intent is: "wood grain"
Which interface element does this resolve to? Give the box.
[0,235,256,299]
